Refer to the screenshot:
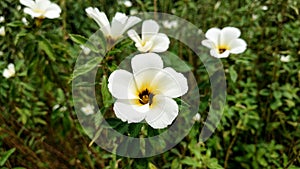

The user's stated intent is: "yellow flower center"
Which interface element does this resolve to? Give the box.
[138,89,154,105]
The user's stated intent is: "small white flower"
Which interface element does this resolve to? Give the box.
[252,14,258,20]
[20,0,62,19]
[3,63,16,79]
[130,9,138,15]
[192,113,201,122]
[22,17,29,25]
[85,7,141,40]
[0,51,3,56]
[0,16,5,23]
[52,104,60,110]
[81,104,95,115]
[80,45,91,55]
[261,5,268,11]
[123,0,132,7]
[162,20,178,29]
[202,27,247,58]
[127,20,170,53]
[0,26,5,36]
[280,55,291,62]
[108,53,188,129]
[17,5,22,11]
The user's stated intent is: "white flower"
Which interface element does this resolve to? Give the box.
[201,27,247,58]
[162,20,178,29]
[280,55,291,62]
[108,53,188,129]
[85,7,141,40]
[3,63,15,79]
[0,26,5,36]
[80,45,91,55]
[81,104,95,115]
[128,20,170,53]
[130,9,138,15]
[192,113,201,122]
[20,0,61,19]
[0,51,3,56]
[261,6,268,11]
[0,16,4,23]
[123,0,132,7]
[22,17,29,25]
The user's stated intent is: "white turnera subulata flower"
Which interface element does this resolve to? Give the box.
[85,7,141,40]
[3,63,16,79]
[19,0,61,19]
[280,55,291,62]
[108,53,188,129]
[192,113,201,122]
[81,104,95,115]
[0,26,5,36]
[202,27,247,58]
[128,20,170,53]
[0,16,4,23]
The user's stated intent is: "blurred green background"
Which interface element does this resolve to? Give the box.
[0,0,299,168]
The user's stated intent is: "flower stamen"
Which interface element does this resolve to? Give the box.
[138,89,154,105]
[218,48,227,54]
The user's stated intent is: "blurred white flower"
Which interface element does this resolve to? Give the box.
[108,53,188,129]
[280,55,291,62]
[85,7,141,40]
[162,20,178,29]
[80,45,91,55]
[0,26,5,36]
[192,113,201,122]
[3,63,16,79]
[0,16,5,23]
[20,0,62,19]
[252,14,258,20]
[202,27,247,58]
[0,51,3,56]
[81,104,95,115]
[52,104,60,110]
[127,20,170,53]
[261,5,268,11]
[22,17,29,25]
[123,0,132,7]
[17,5,22,11]
[130,9,138,15]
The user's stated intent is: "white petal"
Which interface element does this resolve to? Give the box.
[220,27,241,46]
[113,99,147,123]
[24,8,42,18]
[149,33,170,52]
[127,29,142,44]
[110,12,127,39]
[85,7,110,35]
[44,4,61,19]
[36,0,51,10]
[211,49,230,58]
[0,26,5,36]
[108,69,138,99]
[136,40,153,52]
[131,53,163,74]
[205,28,221,46]
[151,67,188,98]
[20,0,35,8]
[142,20,159,41]
[228,38,247,54]
[122,16,141,33]
[145,95,178,129]
[201,39,216,49]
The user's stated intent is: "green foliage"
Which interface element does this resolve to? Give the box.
[0,0,299,168]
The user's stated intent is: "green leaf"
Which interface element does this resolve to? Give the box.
[229,66,238,83]
[38,38,56,61]
[0,148,16,166]
[69,34,100,53]
[101,75,113,108]
[129,123,143,137]
[72,57,103,80]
